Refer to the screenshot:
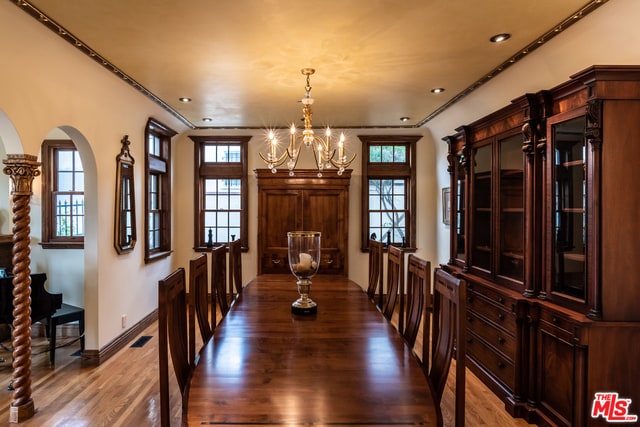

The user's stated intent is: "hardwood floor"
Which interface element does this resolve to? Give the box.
[0,315,536,426]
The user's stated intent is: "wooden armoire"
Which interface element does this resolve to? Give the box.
[443,66,640,427]
[256,169,350,275]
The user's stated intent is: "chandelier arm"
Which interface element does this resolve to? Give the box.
[329,152,357,169]
[258,151,290,168]
[286,138,304,169]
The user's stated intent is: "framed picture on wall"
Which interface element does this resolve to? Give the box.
[442,187,451,225]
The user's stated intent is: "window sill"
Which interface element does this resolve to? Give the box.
[40,242,84,250]
[145,250,172,263]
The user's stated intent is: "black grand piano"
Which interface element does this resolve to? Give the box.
[0,235,63,327]
[0,238,70,368]
[0,273,63,326]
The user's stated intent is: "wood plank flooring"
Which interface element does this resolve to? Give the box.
[0,314,536,426]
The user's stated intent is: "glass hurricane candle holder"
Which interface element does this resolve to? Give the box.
[288,231,321,315]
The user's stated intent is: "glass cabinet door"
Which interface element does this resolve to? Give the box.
[551,116,586,299]
[454,156,466,262]
[498,134,525,282]
[472,144,492,272]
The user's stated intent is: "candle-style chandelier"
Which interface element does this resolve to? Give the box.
[259,68,356,177]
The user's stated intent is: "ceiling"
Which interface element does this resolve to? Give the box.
[18,0,607,129]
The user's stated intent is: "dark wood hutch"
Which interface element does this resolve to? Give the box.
[443,66,640,427]
[255,169,350,276]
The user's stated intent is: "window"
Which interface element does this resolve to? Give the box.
[359,135,420,250]
[41,140,84,249]
[144,118,176,263]
[190,136,249,251]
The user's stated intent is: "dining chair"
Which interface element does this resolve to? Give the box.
[382,245,405,334]
[366,238,385,310]
[158,267,192,427]
[189,253,212,365]
[210,244,229,321]
[404,255,431,351]
[228,238,243,298]
[430,267,467,427]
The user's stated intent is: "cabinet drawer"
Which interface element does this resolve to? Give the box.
[320,250,343,272]
[538,308,582,342]
[467,329,515,390]
[467,294,516,335]
[467,281,515,309]
[261,251,345,274]
[261,252,289,274]
[467,310,516,360]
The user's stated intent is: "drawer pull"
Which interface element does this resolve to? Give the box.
[498,336,505,344]
[552,317,558,324]
[497,361,506,369]
[467,316,473,322]
[498,297,505,304]
[467,296,473,303]
[498,313,505,321]
[271,258,281,264]
[467,338,474,344]
[326,258,334,264]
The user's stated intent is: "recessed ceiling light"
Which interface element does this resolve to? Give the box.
[202,117,212,122]
[490,33,511,43]
[400,117,410,122]
[431,88,445,94]
[179,97,192,102]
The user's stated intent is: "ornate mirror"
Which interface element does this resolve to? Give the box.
[114,135,136,254]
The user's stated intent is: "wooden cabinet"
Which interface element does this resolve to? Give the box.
[533,303,590,427]
[256,169,350,275]
[466,278,527,413]
[444,66,640,426]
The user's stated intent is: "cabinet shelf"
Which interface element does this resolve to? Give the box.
[501,208,524,213]
[561,208,584,213]
[502,251,524,260]
[501,169,524,178]
[561,160,584,167]
[561,253,585,262]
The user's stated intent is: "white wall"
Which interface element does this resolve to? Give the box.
[0,2,187,350]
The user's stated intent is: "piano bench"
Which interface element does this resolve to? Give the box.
[48,303,85,364]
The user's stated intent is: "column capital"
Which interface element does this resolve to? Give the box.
[3,154,41,196]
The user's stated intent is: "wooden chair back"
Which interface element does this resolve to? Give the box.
[404,255,430,349]
[367,239,385,309]
[430,267,467,427]
[228,238,243,297]
[382,245,405,333]
[158,267,192,427]
[211,244,229,320]
[189,253,212,361]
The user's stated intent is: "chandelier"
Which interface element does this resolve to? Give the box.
[260,68,356,177]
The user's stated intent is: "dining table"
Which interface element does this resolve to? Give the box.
[185,274,439,426]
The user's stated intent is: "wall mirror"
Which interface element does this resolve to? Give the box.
[114,135,136,254]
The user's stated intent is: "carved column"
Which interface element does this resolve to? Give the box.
[3,154,41,423]
[585,99,603,320]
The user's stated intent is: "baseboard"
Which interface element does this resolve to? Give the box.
[81,309,158,366]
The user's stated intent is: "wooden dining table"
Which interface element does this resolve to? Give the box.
[185,274,438,426]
